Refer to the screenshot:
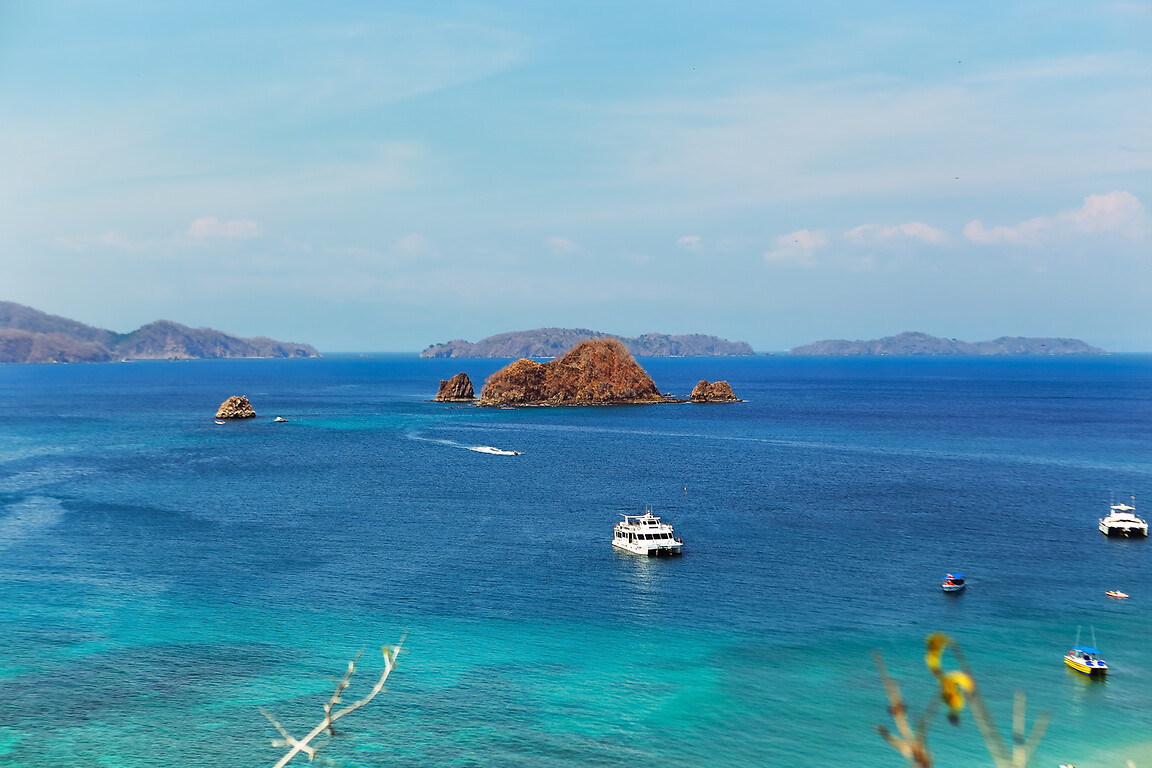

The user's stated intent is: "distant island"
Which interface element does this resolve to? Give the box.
[789,332,1106,356]
[422,328,755,358]
[0,301,319,363]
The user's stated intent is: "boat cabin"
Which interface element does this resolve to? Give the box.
[612,510,683,556]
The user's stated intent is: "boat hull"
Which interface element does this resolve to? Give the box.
[1064,656,1107,676]
[1099,524,1148,537]
[612,540,682,557]
[941,584,966,592]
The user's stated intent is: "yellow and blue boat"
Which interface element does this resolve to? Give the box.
[1064,646,1108,676]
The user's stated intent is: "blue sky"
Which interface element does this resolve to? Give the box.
[1,1,1149,352]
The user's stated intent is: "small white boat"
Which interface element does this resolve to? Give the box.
[941,573,966,592]
[1064,646,1108,676]
[468,446,519,456]
[215,420,226,425]
[274,416,288,423]
[1099,501,1148,537]
[612,509,683,556]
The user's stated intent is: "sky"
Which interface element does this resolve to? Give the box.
[1,1,1149,352]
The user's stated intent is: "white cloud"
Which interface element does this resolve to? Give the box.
[394,233,437,256]
[56,217,265,253]
[1066,191,1149,236]
[545,236,579,255]
[764,229,826,266]
[844,222,949,245]
[1100,2,1152,18]
[53,231,140,251]
[185,217,263,240]
[963,220,1010,244]
[677,235,702,250]
[964,191,1149,245]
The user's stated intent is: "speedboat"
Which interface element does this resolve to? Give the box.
[612,509,683,556]
[1099,501,1147,537]
[1064,646,1108,676]
[468,446,519,456]
[941,573,966,592]
[1105,590,1129,599]
[274,416,288,423]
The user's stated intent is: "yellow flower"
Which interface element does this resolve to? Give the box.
[925,633,951,673]
[940,670,974,722]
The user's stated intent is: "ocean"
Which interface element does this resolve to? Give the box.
[1,354,1150,767]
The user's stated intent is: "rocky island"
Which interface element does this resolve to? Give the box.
[689,380,739,403]
[216,395,256,419]
[434,372,477,402]
[478,338,671,406]
[0,301,319,363]
[790,331,1106,356]
[423,328,754,358]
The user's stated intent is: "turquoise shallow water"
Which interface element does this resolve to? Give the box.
[1,355,1151,767]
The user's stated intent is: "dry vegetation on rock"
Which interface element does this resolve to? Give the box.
[479,338,665,406]
[689,380,739,402]
[434,372,476,401]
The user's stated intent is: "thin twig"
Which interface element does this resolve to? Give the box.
[873,651,932,767]
[266,638,404,768]
[949,644,1011,767]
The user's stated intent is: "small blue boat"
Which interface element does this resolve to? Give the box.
[941,573,966,592]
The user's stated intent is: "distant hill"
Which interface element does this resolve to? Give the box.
[0,301,119,346]
[0,301,319,363]
[421,328,755,358]
[790,332,1106,356]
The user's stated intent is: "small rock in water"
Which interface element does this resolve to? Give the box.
[216,395,256,419]
[435,372,476,401]
[689,380,739,402]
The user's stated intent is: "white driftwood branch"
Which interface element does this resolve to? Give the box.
[264,639,404,767]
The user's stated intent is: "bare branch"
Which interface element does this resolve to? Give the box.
[259,707,317,762]
[266,638,405,768]
[949,643,1012,767]
[877,637,1050,768]
[873,651,933,767]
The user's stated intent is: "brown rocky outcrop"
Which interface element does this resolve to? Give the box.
[216,395,256,419]
[689,380,739,403]
[435,372,476,401]
[479,338,665,406]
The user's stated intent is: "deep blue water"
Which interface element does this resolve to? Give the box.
[1,355,1150,767]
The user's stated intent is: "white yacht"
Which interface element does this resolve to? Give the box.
[1099,502,1148,537]
[612,510,683,556]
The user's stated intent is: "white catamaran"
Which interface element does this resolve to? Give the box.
[612,510,683,556]
[1099,499,1147,537]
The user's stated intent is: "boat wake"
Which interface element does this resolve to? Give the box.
[405,433,520,455]
[468,446,520,456]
